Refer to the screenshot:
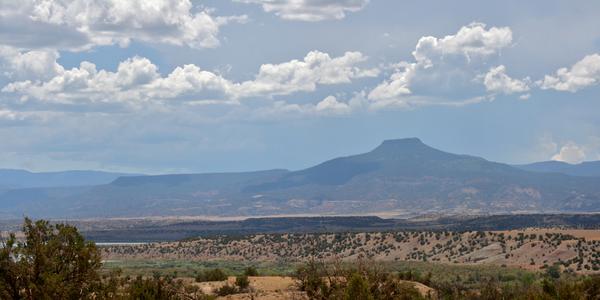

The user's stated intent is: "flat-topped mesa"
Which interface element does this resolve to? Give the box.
[368,137,456,161]
[376,137,426,150]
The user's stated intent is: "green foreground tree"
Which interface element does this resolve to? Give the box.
[0,218,103,299]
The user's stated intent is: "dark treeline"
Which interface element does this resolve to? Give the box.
[78,214,600,242]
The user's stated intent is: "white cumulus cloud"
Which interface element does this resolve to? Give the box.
[552,142,586,164]
[1,50,376,110]
[483,65,530,95]
[234,50,378,98]
[539,54,600,92]
[368,23,514,108]
[252,95,353,120]
[1,56,231,106]
[315,95,351,114]
[0,46,63,80]
[412,22,512,67]
[235,0,369,21]
[0,0,246,50]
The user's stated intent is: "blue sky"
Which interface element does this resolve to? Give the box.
[0,0,599,174]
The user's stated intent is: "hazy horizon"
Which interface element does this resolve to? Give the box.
[1,137,599,175]
[1,1,599,174]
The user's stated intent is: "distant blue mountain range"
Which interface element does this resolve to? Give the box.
[1,138,599,219]
[514,161,600,177]
[0,169,140,189]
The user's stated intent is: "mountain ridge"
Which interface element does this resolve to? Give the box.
[515,160,600,177]
[1,138,599,219]
[0,169,141,189]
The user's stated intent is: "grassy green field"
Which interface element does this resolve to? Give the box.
[102,258,542,289]
[380,260,541,289]
[101,259,299,278]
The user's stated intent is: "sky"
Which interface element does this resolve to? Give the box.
[0,0,600,174]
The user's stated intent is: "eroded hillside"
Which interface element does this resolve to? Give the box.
[102,229,600,273]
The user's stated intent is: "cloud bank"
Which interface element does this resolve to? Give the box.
[0,0,246,50]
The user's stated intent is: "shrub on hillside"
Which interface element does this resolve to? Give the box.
[126,275,182,299]
[244,266,259,276]
[295,259,425,300]
[345,273,373,300]
[216,284,238,296]
[236,275,250,290]
[195,268,228,282]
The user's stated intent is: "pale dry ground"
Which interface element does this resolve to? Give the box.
[401,280,435,297]
[182,276,307,299]
[0,231,24,239]
[102,229,600,274]
[72,210,412,223]
[178,276,432,299]
[220,276,307,300]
